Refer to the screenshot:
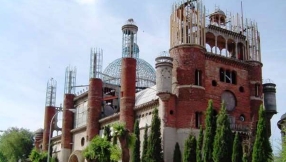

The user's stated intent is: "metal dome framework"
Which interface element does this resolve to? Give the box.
[103,58,156,89]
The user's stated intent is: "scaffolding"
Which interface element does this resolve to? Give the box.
[45,78,57,107]
[90,48,103,79]
[64,66,76,94]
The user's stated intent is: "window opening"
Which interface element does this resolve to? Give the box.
[195,69,202,86]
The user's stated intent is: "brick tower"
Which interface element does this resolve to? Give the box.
[119,19,138,132]
[86,48,103,141]
[42,78,57,151]
[61,66,76,162]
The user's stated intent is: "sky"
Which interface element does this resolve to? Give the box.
[0,0,285,154]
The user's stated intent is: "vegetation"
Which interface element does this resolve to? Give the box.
[112,122,136,162]
[252,105,273,162]
[142,124,148,162]
[83,135,121,162]
[146,108,163,162]
[173,142,182,162]
[203,100,216,162]
[212,102,233,162]
[132,120,140,162]
[183,134,197,162]
[196,125,204,162]
[232,132,243,162]
[104,125,112,142]
[0,127,34,162]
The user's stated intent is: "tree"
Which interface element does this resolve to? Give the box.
[0,127,34,162]
[83,135,121,162]
[132,120,140,162]
[29,148,55,162]
[232,132,243,162]
[203,100,216,162]
[183,134,197,162]
[212,102,233,162]
[146,108,163,162]
[112,122,135,162]
[173,142,182,162]
[104,125,112,142]
[142,124,148,162]
[196,125,204,162]
[251,105,273,162]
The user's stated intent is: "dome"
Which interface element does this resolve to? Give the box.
[211,9,226,17]
[103,58,156,89]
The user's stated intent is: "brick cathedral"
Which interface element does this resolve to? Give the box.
[34,0,277,161]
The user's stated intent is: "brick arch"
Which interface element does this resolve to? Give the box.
[68,150,84,162]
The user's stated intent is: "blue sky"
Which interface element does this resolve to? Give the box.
[0,0,285,153]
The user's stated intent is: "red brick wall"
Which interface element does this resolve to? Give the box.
[168,45,263,129]
[170,45,207,128]
[120,58,136,132]
[205,57,252,125]
[87,78,102,141]
[43,106,56,151]
[61,94,75,149]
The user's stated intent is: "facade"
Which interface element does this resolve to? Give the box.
[34,1,277,162]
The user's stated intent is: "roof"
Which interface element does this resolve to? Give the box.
[135,85,158,106]
[211,9,226,17]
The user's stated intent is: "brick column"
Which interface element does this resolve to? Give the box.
[61,94,75,162]
[87,78,103,141]
[120,58,136,132]
[42,106,56,151]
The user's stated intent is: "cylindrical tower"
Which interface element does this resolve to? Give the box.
[119,18,137,131]
[61,66,76,162]
[156,51,173,98]
[42,78,57,151]
[87,48,103,141]
[169,0,206,102]
[263,81,277,136]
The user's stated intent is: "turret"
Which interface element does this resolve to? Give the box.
[155,51,173,100]
[119,18,137,131]
[42,78,57,151]
[87,48,103,141]
[61,66,76,162]
[263,81,277,136]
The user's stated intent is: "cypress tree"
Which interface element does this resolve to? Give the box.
[142,124,148,162]
[146,108,163,162]
[196,125,204,162]
[232,132,243,162]
[212,102,233,162]
[104,125,112,142]
[132,120,140,162]
[183,134,197,162]
[203,100,216,162]
[251,105,273,162]
[173,142,182,162]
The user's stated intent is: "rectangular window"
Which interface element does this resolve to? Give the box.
[195,70,202,86]
[195,112,202,128]
[225,70,231,83]
[255,83,260,97]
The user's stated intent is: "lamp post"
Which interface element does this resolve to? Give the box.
[47,108,76,162]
